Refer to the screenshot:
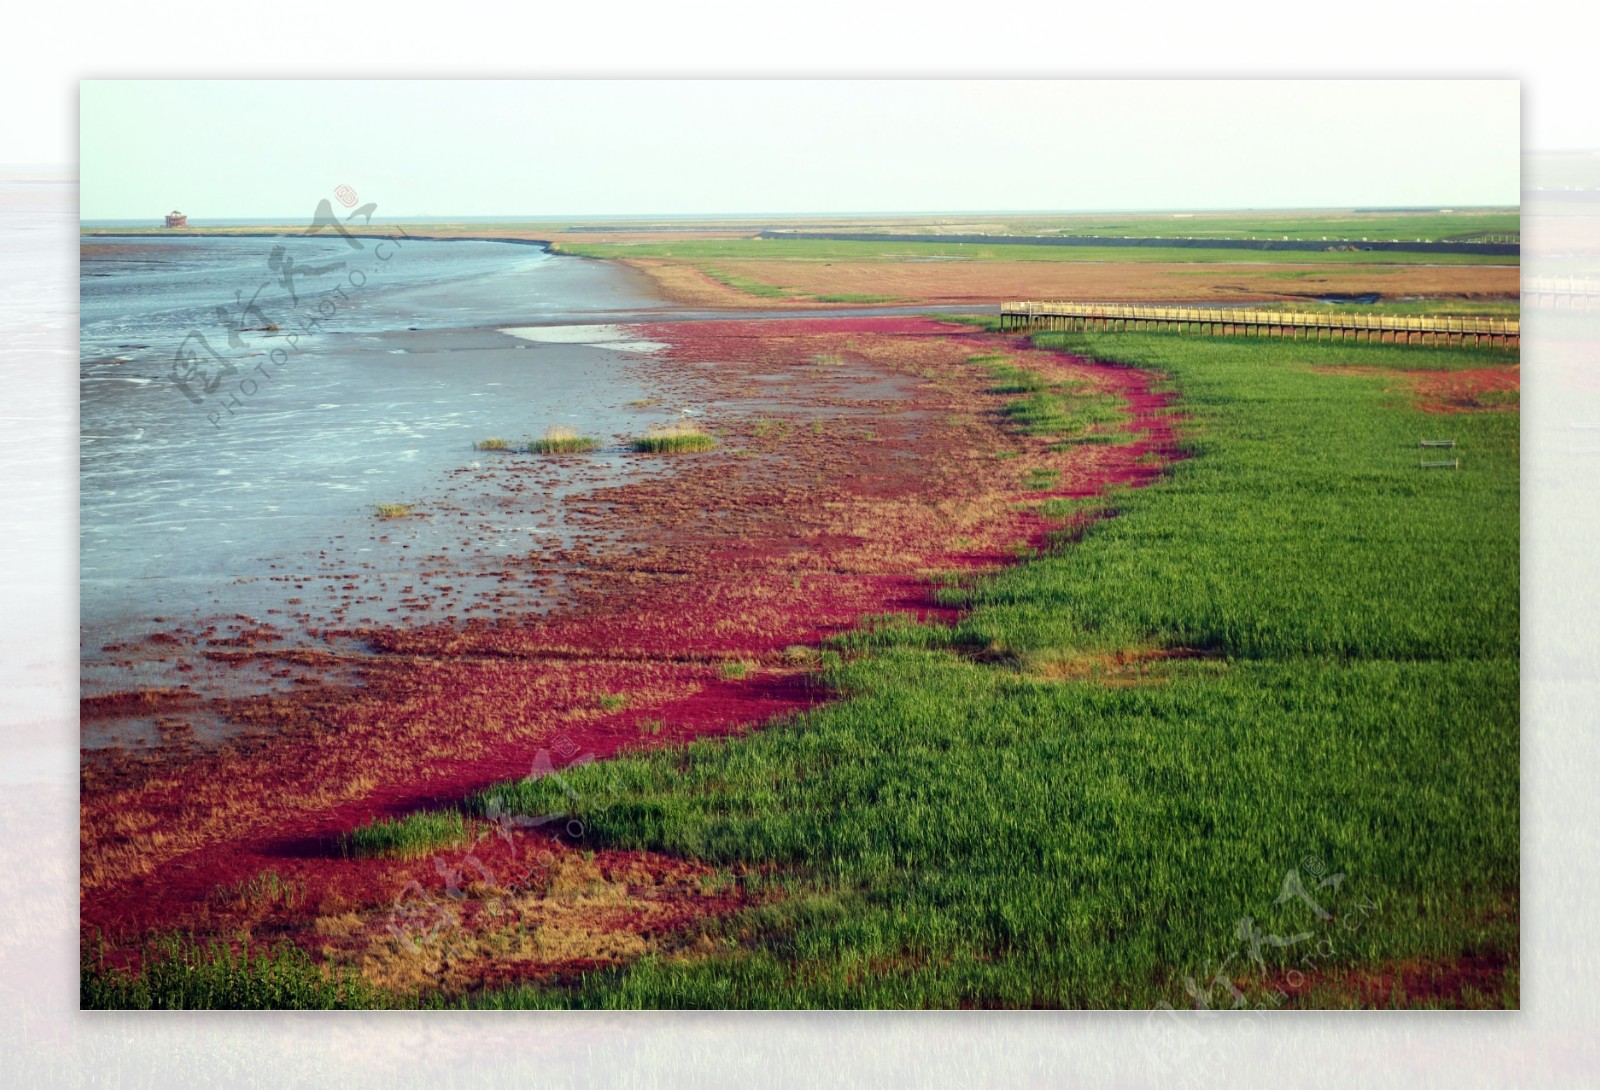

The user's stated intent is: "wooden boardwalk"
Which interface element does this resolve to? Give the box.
[998,301,1519,348]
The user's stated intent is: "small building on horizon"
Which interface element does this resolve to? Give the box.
[164,210,188,228]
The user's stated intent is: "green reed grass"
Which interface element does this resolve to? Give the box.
[631,422,716,453]
[81,933,388,1009]
[528,425,599,454]
[340,809,467,860]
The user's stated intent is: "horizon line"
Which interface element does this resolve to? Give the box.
[77,203,1524,224]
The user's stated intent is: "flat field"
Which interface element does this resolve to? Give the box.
[448,329,1520,1009]
[81,207,1519,1009]
[543,217,1519,307]
[85,321,1519,1009]
[605,252,1520,308]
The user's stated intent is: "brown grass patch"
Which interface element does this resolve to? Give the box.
[1020,645,1222,685]
[314,844,746,998]
[1311,364,1520,414]
[630,258,1521,307]
[1409,366,1520,413]
[614,259,799,309]
[1276,953,1516,1009]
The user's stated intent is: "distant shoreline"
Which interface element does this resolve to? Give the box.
[80,228,554,248]
[80,227,1519,259]
[760,229,1520,258]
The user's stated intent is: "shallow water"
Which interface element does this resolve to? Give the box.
[79,236,682,744]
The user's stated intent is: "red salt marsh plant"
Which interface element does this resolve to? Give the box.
[79,316,1185,1004]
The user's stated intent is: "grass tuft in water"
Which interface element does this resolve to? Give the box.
[528,425,599,454]
[631,422,716,453]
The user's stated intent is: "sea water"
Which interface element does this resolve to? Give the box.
[80,234,679,738]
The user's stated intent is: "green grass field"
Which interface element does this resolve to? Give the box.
[87,328,1518,1009]
[954,210,1519,243]
[454,329,1518,1008]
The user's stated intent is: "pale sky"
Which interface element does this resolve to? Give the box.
[72,79,1523,220]
[78,80,1520,220]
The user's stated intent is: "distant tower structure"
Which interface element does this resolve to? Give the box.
[164,210,188,228]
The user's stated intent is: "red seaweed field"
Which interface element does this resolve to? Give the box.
[80,316,1180,996]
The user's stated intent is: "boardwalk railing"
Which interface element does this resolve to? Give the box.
[999,302,1519,348]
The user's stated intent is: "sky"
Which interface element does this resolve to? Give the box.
[76,80,1521,220]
